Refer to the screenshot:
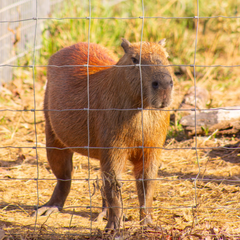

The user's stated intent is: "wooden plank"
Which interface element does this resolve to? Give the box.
[179,107,240,136]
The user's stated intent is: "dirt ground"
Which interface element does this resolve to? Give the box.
[0,71,240,239]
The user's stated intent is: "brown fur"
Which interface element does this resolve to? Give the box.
[38,39,173,230]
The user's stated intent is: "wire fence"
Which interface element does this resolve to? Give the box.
[0,0,240,239]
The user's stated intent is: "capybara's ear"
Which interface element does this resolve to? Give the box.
[121,38,131,53]
[158,38,166,46]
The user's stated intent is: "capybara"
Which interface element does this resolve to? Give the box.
[37,38,174,230]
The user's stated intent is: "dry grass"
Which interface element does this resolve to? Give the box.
[0,71,240,239]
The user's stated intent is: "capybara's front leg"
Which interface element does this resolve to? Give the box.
[35,124,73,216]
[134,157,159,225]
[100,151,126,230]
[102,171,122,230]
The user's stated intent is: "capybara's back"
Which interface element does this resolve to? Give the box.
[48,42,118,75]
[40,39,174,230]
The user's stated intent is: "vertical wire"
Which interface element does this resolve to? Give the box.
[32,0,39,231]
[139,0,147,220]
[193,0,200,226]
[86,0,93,233]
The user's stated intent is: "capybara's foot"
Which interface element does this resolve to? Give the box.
[140,215,153,226]
[33,206,59,217]
[104,217,122,231]
[96,208,107,223]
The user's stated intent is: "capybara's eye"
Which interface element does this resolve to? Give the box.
[131,57,139,64]
[152,81,159,89]
[170,79,173,87]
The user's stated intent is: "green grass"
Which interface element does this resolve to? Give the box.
[0,116,7,124]
[167,124,185,140]
[38,0,240,87]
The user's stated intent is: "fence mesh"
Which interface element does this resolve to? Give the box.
[0,0,240,239]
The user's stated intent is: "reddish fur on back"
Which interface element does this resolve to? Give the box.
[49,42,118,76]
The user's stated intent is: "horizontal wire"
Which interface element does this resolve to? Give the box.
[57,205,240,211]
[1,145,239,150]
[1,63,240,68]
[0,177,240,183]
[0,15,240,23]
[6,233,240,238]
[1,107,240,112]
[2,204,238,212]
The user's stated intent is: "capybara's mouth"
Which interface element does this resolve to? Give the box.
[158,103,169,109]
[151,99,171,109]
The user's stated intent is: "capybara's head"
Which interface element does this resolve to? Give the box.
[119,38,173,109]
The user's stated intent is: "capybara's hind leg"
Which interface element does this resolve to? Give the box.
[133,156,160,226]
[35,125,73,216]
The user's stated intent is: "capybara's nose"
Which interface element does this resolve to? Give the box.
[161,74,173,90]
[152,74,173,91]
